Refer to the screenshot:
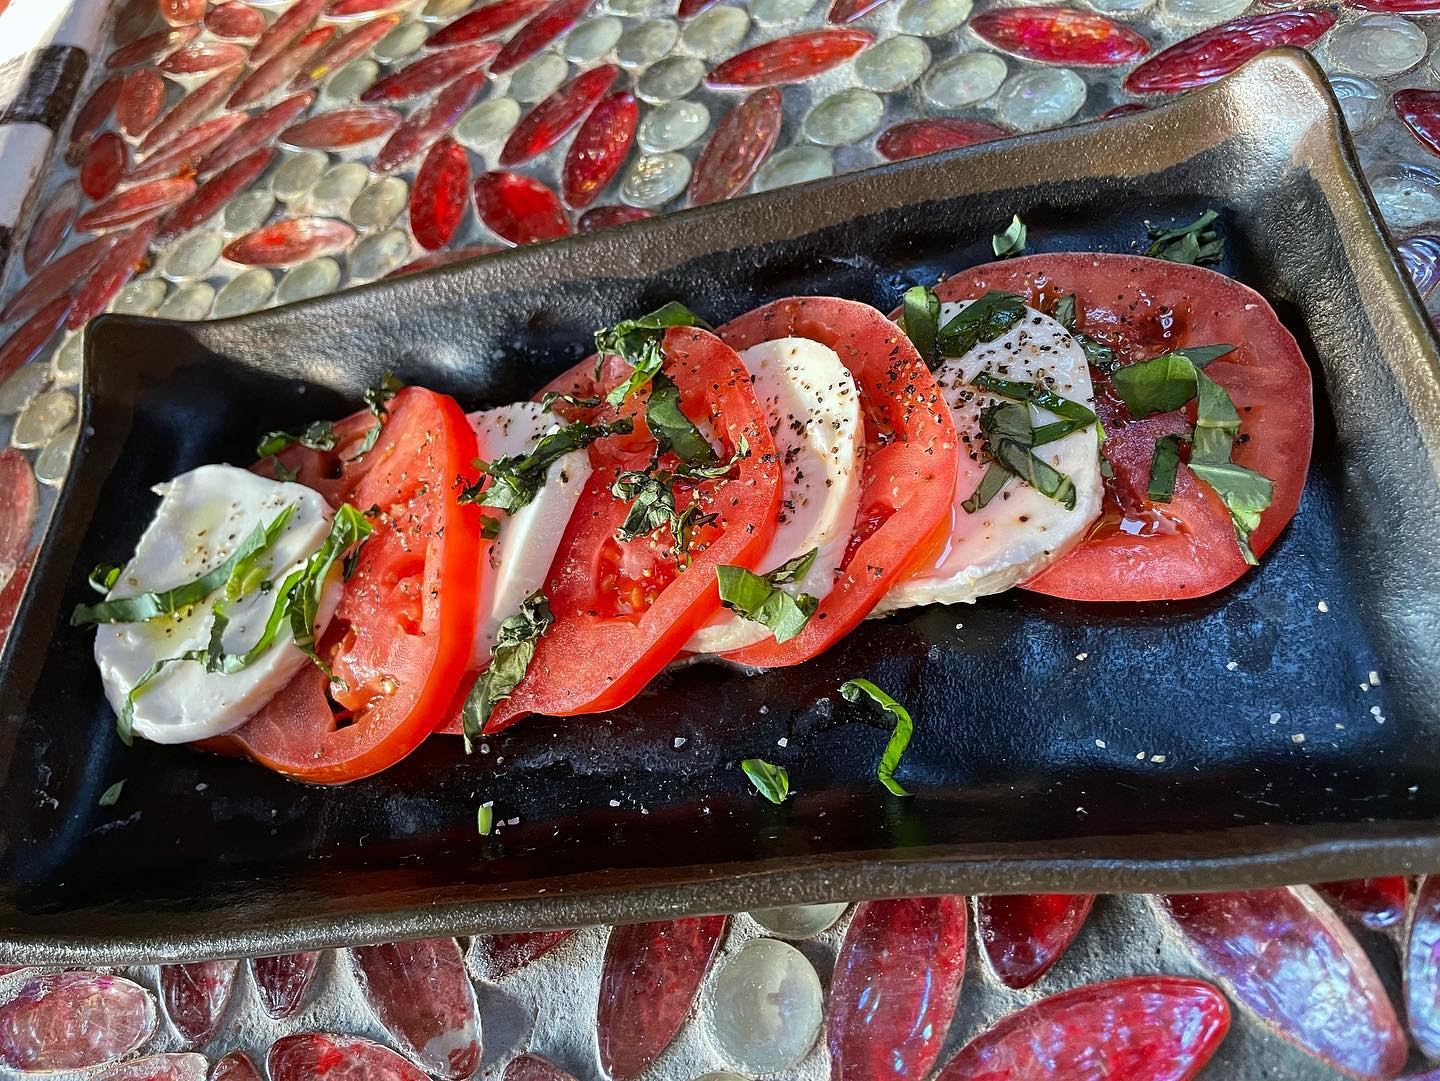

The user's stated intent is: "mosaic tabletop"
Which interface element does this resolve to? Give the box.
[3,0,1440,1077]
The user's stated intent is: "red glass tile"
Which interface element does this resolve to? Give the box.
[138,65,243,156]
[976,894,1093,989]
[360,42,499,102]
[473,171,571,245]
[107,26,201,70]
[206,3,264,39]
[200,91,314,176]
[502,63,619,166]
[1123,10,1336,94]
[159,0,206,25]
[0,448,38,573]
[689,87,782,205]
[23,179,80,274]
[157,147,273,243]
[971,6,1149,65]
[80,132,127,200]
[159,41,248,74]
[490,0,591,75]
[2,235,120,324]
[160,962,236,1047]
[251,0,327,67]
[350,939,481,1080]
[705,28,874,89]
[249,953,320,1020]
[428,0,549,47]
[117,67,166,137]
[229,26,336,108]
[1315,877,1409,931]
[0,972,156,1071]
[291,14,402,89]
[281,106,402,149]
[876,117,1010,160]
[0,296,72,386]
[268,1034,427,1081]
[223,218,356,266]
[471,930,577,979]
[577,205,654,231]
[410,138,471,250]
[67,73,124,164]
[127,112,247,182]
[68,224,157,328]
[371,69,487,174]
[562,89,636,208]
[77,176,195,232]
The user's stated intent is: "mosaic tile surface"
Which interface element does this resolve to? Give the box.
[2,0,1440,1077]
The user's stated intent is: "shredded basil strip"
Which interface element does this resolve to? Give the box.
[935,290,1026,361]
[1146,209,1225,266]
[741,758,791,804]
[716,548,819,644]
[272,458,299,483]
[540,391,602,412]
[1187,371,1273,564]
[256,420,337,460]
[972,371,1097,426]
[595,302,709,406]
[960,462,1009,513]
[1109,345,1236,419]
[992,214,1027,257]
[1050,294,1118,374]
[98,779,125,807]
[1147,433,1184,502]
[461,591,553,750]
[288,504,372,672]
[479,515,501,540]
[73,506,297,626]
[611,437,748,560]
[461,417,634,513]
[88,562,122,595]
[352,371,404,458]
[477,803,494,835]
[900,285,941,367]
[646,371,714,465]
[961,401,1078,512]
[991,433,1077,511]
[839,677,915,797]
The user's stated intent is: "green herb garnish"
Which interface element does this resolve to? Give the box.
[1145,209,1225,266]
[935,290,1027,362]
[1147,433,1184,502]
[716,549,819,644]
[1050,294,1117,373]
[992,214,1027,257]
[540,391,602,412]
[352,371,404,458]
[477,802,494,835]
[98,780,125,807]
[1109,345,1235,418]
[461,591,553,750]
[87,562,122,595]
[839,678,915,797]
[256,420,337,460]
[960,401,1078,513]
[972,371,1097,428]
[611,438,748,560]
[461,417,634,513]
[1186,372,1272,563]
[645,371,714,465]
[741,758,791,804]
[900,285,941,367]
[596,302,710,406]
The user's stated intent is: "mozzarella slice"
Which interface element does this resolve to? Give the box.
[687,337,864,655]
[94,464,340,744]
[467,401,592,664]
[878,301,1103,612]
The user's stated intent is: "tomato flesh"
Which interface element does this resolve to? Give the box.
[923,254,1313,602]
[214,387,486,782]
[713,296,959,667]
[477,325,782,731]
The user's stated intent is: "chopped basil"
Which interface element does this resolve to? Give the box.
[646,371,714,465]
[1147,433,1184,502]
[477,802,494,836]
[98,779,125,807]
[900,285,941,367]
[1109,345,1237,419]
[352,371,404,458]
[961,401,1078,512]
[540,391,602,412]
[256,419,337,459]
[972,371,1097,427]
[272,458,299,483]
[87,562,122,595]
[1145,209,1225,266]
[1050,294,1118,373]
[114,505,371,744]
[461,417,634,513]
[839,678,914,797]
[1052,294,1076,328]
[1173,344,1235,369]
[992,214,1027,257]
[479,515,501,540]
[935,290,1026,361]
[1187,371,1272,563]
[595,302,709,406]
[461,591,553,750]
[611,438,748,560]
[741,758,791,804]
[73,506,297,626]
[716,548,819,644]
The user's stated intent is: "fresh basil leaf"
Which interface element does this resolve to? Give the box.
[839,677,914,797]
[717,548,820,644]
[1048,294,1117,373]
[935,290,1026,360]
[1052,294,1077,329]
[646,371,714,465]
[462,591,553,749]
[611,438,748,560]
[73,506,295,626]
[992,214,1027,257]
[1148,433,1184,502]
[477,802,494,835]
[256,419,337,459]
[352,371,404,458]
[741,758,791,804]
[900,285,941,367]
[479,515,501,540]
[1186,371,1273,564]
[960,462,1009,513]
[462,417,634,513]
[540,391,602,412]
[1032,417,1093,445]
[1176,344,1235,369]
[287,504,372,674]
[973,371,1097,426]
[991,435,1077,510]
[271,458,299,483]
[1145,209,1225,266]
[1110,352,1198,418]
[88,562,123,595]
[98,779,125,807]
[596,302,709,406]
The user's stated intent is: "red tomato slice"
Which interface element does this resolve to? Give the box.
[212,387,486,782]
[477,325,783,731]
[926,254,1312,601]
[713,296,959,667]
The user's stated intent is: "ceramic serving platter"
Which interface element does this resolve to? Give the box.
[3,49,1439,965]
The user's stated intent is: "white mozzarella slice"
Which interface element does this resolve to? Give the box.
[467,401,592,664]
[687,337,864,655]
[878,302,1103,612]
[94,464,340,744]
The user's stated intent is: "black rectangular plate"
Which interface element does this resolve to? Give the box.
[4,50,1440,964]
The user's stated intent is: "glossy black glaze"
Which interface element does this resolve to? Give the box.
[2,51,1438,962]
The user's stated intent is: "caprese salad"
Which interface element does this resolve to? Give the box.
[74,232,1314,787]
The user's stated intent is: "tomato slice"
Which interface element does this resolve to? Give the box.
[713,296,959,667]
[926,254,1313,601]
[478,325,782,731]
[213,387,486,782]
